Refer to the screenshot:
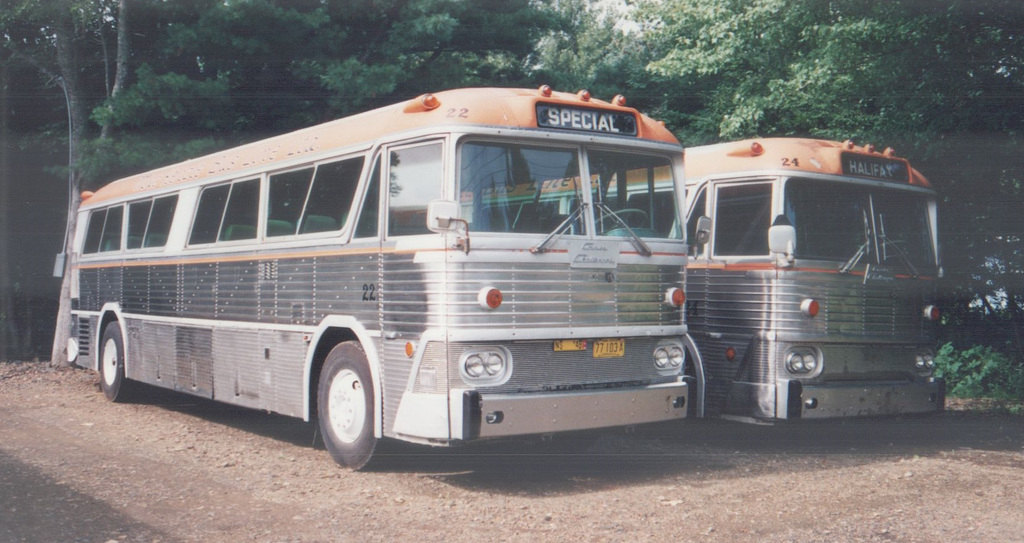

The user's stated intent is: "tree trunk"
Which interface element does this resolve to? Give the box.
[1,61,12,362]
[49,4,89,367]
[100,0,130,140]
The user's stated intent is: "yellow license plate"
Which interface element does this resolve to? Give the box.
[593,338,625,358]
[554,339,588,352]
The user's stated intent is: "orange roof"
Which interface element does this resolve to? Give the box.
[684,138,931,189]
[83,87,679,207]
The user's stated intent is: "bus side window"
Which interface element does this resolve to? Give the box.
[387,142,443,237]
[144,195,177,248]
[354,158,381,238]
[190,184,230,245]
[219,178,260,242]
[83,208,107,254]
[98,206,124,252]
[127,200,153,249]
[299,156,364,234]
[713,183,772,257]
[267,167,315,237]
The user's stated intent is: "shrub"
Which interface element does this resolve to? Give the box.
[933,342,1024,400]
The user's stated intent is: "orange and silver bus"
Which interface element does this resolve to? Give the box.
[65,86,691,468]
[683,138,943,422]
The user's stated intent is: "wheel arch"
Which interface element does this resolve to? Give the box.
[96,304,126,374]
[683,333,707,418]
[303,317,382,438]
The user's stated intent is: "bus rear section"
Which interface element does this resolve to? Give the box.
[66,86,691,469]
[684,138,944,421]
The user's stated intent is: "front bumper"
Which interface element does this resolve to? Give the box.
[775,377,946,419]
[461,380,688,439]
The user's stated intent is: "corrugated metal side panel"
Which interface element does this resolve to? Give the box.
[212,328,262,409]
[381,339,415,437]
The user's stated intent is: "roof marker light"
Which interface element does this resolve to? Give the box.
[843,139,855,150]
[883,147,895,157]
[865,143,876,153]
[750,141,765,156]
[421,94,440,110]
[577,89,591,101]
[612,94,627,106]
[539,84,553,97]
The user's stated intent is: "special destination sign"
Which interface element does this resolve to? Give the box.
[536,104,638,136]
[841,152,910,182]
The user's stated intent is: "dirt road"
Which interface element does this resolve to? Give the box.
[1,360,1022,543]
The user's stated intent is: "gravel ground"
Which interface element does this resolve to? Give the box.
[1,360,1022,543]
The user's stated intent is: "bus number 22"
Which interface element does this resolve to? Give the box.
[362,283,377,302]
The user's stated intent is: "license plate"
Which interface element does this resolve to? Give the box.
[554,339,588,352]
[593,338,625,358]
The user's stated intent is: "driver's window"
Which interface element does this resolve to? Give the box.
[713,183,772,256]
[686,187,707,256]
[387,142,443,237]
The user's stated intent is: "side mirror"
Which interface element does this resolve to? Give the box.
[427,199,460,233]
[768,215,796,261]
[693,216,711,246]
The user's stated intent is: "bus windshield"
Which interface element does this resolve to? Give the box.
[458,141,679,239]
[783,178,934,270]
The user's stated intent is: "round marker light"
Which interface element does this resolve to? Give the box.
[539,84,553,97]
[405,342,415,358]
[420,94,440,110]
[725,347,736,362]
[843,139,856,150]
[750,141,764,156]
[923,305,940,321]
[478,287,503,309]
[665,287,685,307]
[801,298,820,318]
[577,89,591,101]
[612,94,627,106]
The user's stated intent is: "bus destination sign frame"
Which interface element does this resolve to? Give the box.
[841,152,910,183]
[536,104,638,137]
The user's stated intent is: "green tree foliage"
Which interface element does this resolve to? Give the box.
[935,342,1024,399]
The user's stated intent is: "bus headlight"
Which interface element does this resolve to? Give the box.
[915,350,935,372]
[653,340,685,374]
[785,347,821,375]
[459,347,512,385]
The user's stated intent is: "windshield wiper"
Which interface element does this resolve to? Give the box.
[839,209,872,274]
[531,203,587,254]
[878,235,920,278]
[594,202,653,256]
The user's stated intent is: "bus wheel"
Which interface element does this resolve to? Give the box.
[317,341,377,470]
[99,321,133,402]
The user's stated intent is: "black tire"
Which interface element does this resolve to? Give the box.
[98,321,133,402]
[317,341,378,470]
